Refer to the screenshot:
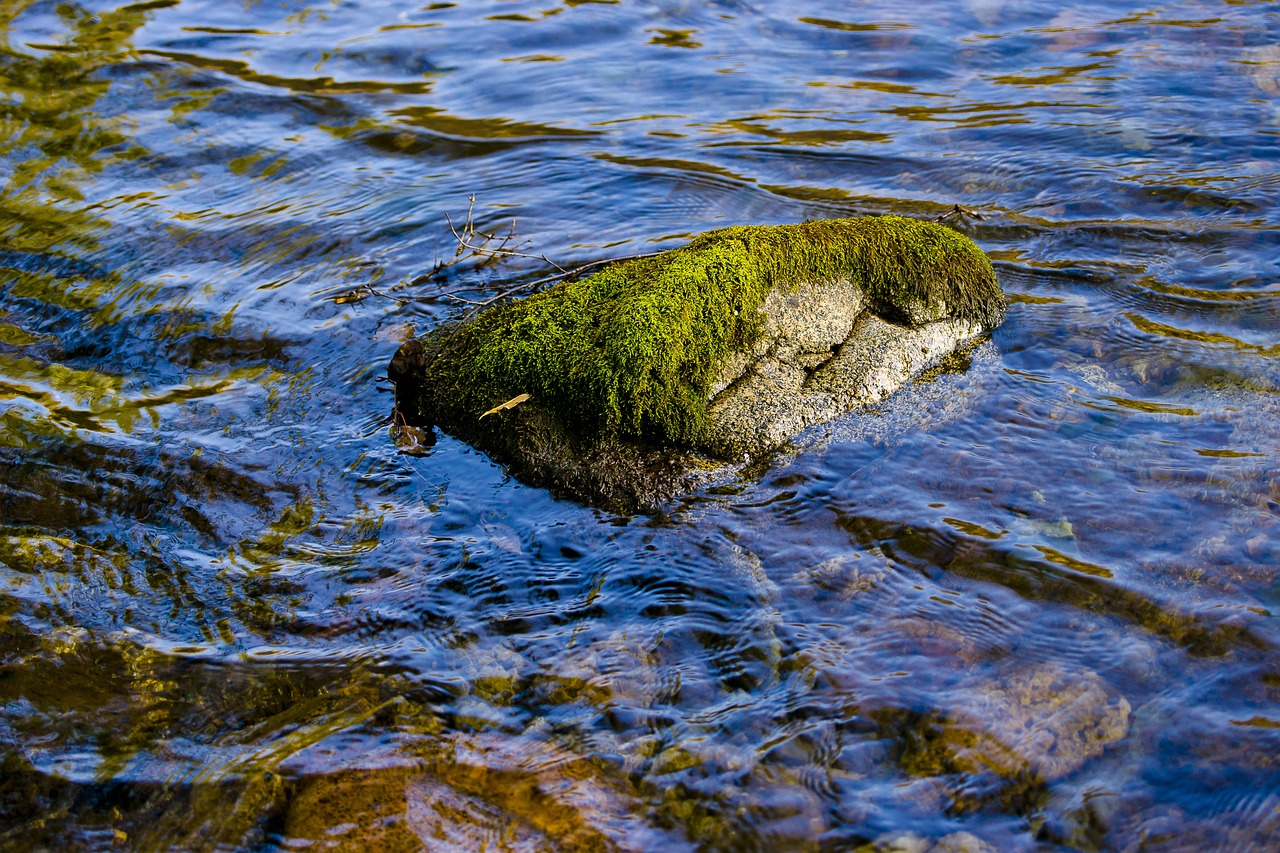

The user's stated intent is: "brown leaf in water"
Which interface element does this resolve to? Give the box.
[480,393,531,420]
[394,424,434,456]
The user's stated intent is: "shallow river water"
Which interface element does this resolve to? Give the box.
[1,1,1278,850]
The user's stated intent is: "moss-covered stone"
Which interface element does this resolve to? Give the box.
[390,215,1004,511]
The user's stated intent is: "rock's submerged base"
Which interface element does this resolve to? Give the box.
[389,216,1006,512]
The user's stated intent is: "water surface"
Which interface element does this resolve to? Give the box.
[1,0,1278,850]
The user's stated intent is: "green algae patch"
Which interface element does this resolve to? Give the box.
[392,215,1002,449]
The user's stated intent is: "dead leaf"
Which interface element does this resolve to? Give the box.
[480,393,531,419]
[393,424,435,456]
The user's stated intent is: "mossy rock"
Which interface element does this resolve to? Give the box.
[389,215,1005,511]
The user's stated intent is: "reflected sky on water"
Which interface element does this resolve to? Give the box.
[0,0,1277,849]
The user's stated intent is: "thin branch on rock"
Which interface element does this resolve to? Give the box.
[339,200,996,309]
[445,194,567,273]
[453,251,667,319]
[336,195,663,312]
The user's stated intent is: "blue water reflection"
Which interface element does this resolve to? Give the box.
[0,0,1277,849]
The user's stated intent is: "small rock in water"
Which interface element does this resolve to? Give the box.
[957,663,1131,782]
[885,662,1131,815]
[932,831,997,853]
[873,830,932,853]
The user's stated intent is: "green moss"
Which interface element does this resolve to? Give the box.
[400,215,1001,446]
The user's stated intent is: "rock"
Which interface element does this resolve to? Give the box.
[889,663,1131,813]
[282,734,673,852]
[705,297,985,459]
[932,831,997,853]
[872,830,932,853]
[864,830,997,853]
[954,663,1131,782]
[389,215,1005,512]
[285,766,424,852]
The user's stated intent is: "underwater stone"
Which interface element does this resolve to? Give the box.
[931,831,998,853]
[888,662,1131,814]
[954,663,1132,782]
[281,735,662,852]
[389,215,1005,512]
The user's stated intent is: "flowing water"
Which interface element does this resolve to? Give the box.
[1,0,1278,850]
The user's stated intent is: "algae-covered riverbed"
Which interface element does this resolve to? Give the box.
[1,1,1277,850]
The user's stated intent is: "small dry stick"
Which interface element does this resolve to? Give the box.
[934,204,987,223]
[454,251,667,319]
[337,196,662,310]
[445,194,567,273]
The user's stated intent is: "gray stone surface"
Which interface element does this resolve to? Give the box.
[700,278,986,460]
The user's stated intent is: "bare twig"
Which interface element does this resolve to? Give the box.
[446,196,568,273]
[337,194,670,312]
[454,252,666,318]
[336,196,663,312]
[934,204,987,223]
